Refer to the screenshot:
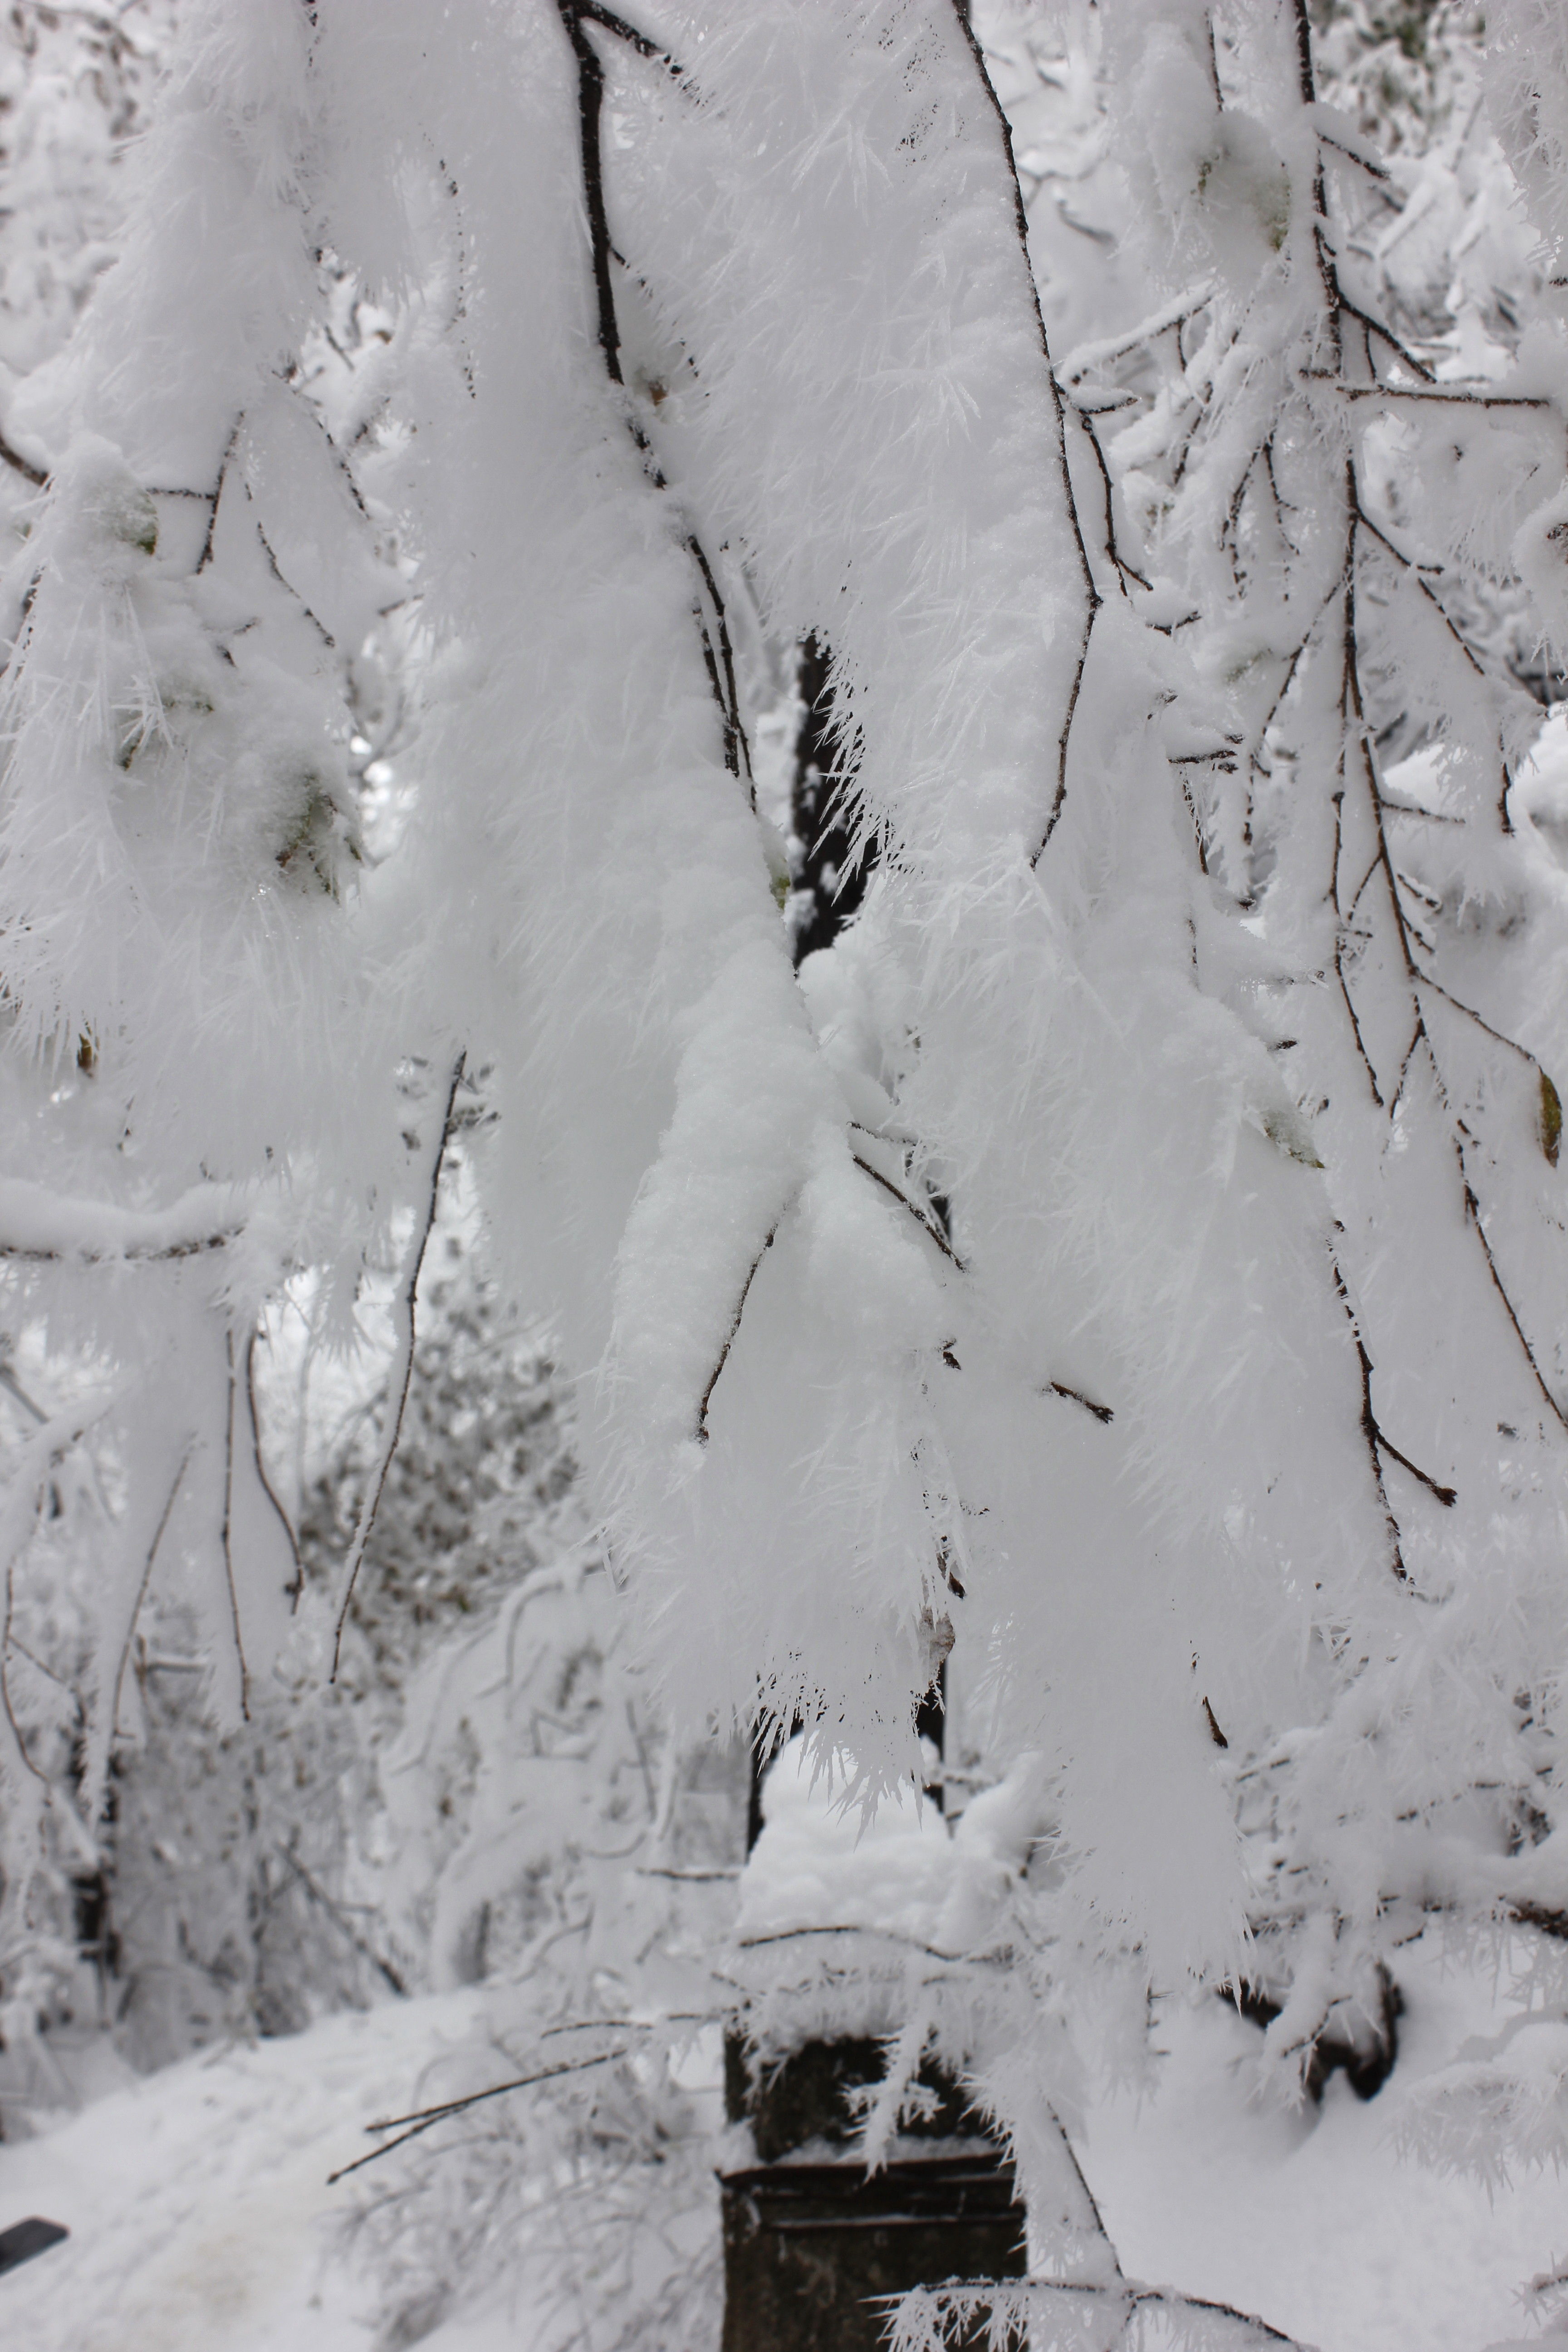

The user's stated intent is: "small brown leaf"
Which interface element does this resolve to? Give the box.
[1260,1103,1324,1169]
[1202,1696,1229,1750]
[1541,1069,1562,1169]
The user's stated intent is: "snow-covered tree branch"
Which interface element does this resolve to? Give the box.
[5,1,1568,2343]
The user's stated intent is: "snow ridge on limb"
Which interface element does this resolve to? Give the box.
[376,0,1388,1973]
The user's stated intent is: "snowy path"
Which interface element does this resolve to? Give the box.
[1,1938,1565,2351]
[0,1990,519,2352]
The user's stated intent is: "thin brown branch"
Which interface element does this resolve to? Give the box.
[0,1231,234,1267]
[1326,790,1382,1110]
[106,1445,192,1759]
[735,1922,1003,1963]
[0,431,46,490]
[1031,616,1097,864]
[1290,0,1341,358]
[1044,1380,1113,1424]
[1241,572,1345,781]
[1333,934,1385,1108]
[1342,539,1423,987]
[1387,1016,1428,1118]
[1329,1255,1408,1580]
[1345,847,1381,926]
[1458,1149,1568,1433]
[197,418,241,573]
[275,1842,407,1996]
[1333,292,1436,385]
[328,2049,630,2184]
[1354,498,1486,676]
[1070,403,1150,591]
[1128,2287,1302,2345]
[946,1,1100,862]
[1377,1428,1457,1508]
[245,1328,303,1608]
[696,1224,777,1445]
[686,536,752,790]
[331,1055,466,1677]
[251,502,336,650]
[220,1332,251,1722]
[557,3,759,838]
[1380,795,1463,826]
[1060,290,1213,385]
[851,1155,964,1268]
[1317,127,1390,183]
[1328,382,1549,408]
[1290,0,1315,106]
[1413,960,1553,1088]
[0,1366,46,1425]
[578,0,686,78]
[556,3,624,382]
[2,1548,51,1783]
[1048,2102,1123,2279]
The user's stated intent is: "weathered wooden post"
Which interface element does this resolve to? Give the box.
[718,646,1026,2345]
[722,1670,1028,2349]
[719,2034,1026,2352]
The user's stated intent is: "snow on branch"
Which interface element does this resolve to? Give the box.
[885,2279,1308,2352]
[0,1174,252,1265]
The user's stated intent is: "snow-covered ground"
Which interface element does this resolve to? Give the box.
[1090,1936,1568,2352]
[0,1991,522,2352]
[2,1935,1565,2352]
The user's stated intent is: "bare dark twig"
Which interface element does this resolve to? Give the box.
[1329,1256,1455,1579]
[197,419,241,573]
[0,1228,232,1266]
[578,0,686,78]
[1317,127,1390,183]
[1328,382,1549,408]
[245,1328,304,1607]
[851,1155,964,1268]
[946,1,1100,862]
[107,1446,192,1759]
[1044,1380,1113,1424]
[250,500,336,649]
[276,1842,407,1996]
[555,4,760,825]
[687,536,754,798]
[735,1922,1004,1963]
[696,1225,778,1445]
[331,1056,466,1677]
[556,3,625,382]
[1330,794,1387,1108]
[0,1560,49,1784]
[1333,292,1436,384]
[220,1332,251,1722]
[1457,1149,1568,1433]
[0,431,46,490]
[328,2049,631,2183]
[1070,403,1150,590]
[1352,496,1486,676]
